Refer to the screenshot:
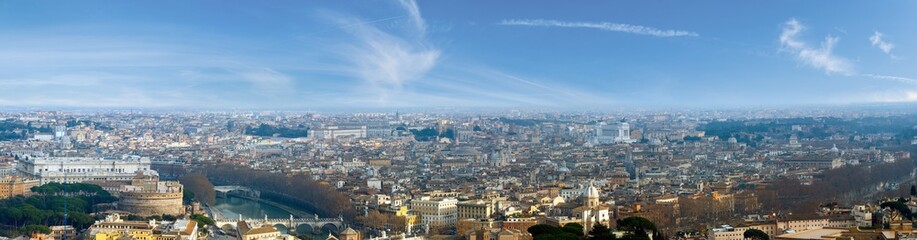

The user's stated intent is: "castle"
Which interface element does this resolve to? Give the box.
[118,171,185,217]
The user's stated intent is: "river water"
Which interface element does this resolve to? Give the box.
[212,195,294,220]
[211,195,328,236]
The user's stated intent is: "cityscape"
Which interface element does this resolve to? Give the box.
[1,1,917,240]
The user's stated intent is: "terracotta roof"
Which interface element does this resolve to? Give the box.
[244,226,279,235]
[340,227,359,235]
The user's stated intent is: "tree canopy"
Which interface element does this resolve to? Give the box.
[744,229,769,240]
[588,223,615,240]
[617,217,658,240]
[880,201,914,220]
[0,183,115,237]
[244,124,309,138]
[409,127,453,141]
[617,217,657,232]
[179,173,215,205]
[562,223,584,236]
[528,224,580,240]
[190,214,215,229]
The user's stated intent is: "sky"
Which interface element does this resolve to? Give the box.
[0,1,916,109]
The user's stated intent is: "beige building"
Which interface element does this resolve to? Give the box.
[712,191,735,217]
[49,226,76,240]
[712,217,856,240]
[328,227,360,240]
[411,197,458,229]
[777,218,855,233]
[89,214,198,240]
[237,221,293,240]
[774,226,917,240]
[457,200,494,220]
[0,176,39,199]
[712,223,779,240]
[465,228,532,240]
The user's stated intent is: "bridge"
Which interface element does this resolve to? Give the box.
[214,185,260,198]
[214,215,345,234]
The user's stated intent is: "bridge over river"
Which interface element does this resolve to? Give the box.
[214,185,260,198]
[209,185,344,234]
[214,215,344,234]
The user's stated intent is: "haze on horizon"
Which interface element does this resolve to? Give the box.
[1,1,916,109]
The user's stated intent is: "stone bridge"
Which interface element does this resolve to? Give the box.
[214,185,260,198]
[215,215,345,234]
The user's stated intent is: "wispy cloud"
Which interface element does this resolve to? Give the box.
[324,7,620,107]
[498,19,698,37]
[420,66,615,107]
[861,74,917,85]
[0,32,299,108]
[869,31,896,58]
[397,0,425,34]
[329,0,440,106]
[779,18,852,75]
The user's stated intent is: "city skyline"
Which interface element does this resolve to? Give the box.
[1,1,916,109]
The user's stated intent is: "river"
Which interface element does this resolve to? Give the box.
[212,195,294,220]
[210,195,326,235]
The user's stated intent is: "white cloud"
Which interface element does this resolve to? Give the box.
[346,66,616,107]
[498,19,698,37]
[869,31,896,57]
[861,74,917,85]
[323,3,618,107]
[397,0,425,34]
[330,0,440,106]
[779,18,852,75]
[866,90,917,103]
[0,33,299,108]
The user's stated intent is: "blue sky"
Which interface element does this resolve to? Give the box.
[0,1,915,109]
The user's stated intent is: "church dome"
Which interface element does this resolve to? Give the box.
[583,181,600,198]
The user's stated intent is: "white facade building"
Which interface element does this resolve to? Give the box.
[593,120,635,144]
[411,197,458,229]
[310,126,367,140]
[16,154,152,184]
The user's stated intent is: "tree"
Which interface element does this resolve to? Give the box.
[562,223,584,236]
[528,224,581,240]
[387,216,407,232]
[744,229,769,240]
[183,191,196,204]
[162,214,178,221]
[357,210,389,229]
[179,173,215,205]
[19,225,50,235]
[190,214,216,229]
[588,224,615,240]
[880,201,913,219]
[534,233,579,240]
[528,224,563,236]
[910,185,916,197]
[617,217,657,240]
[201,164,357,220]
[617,217,657,233]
